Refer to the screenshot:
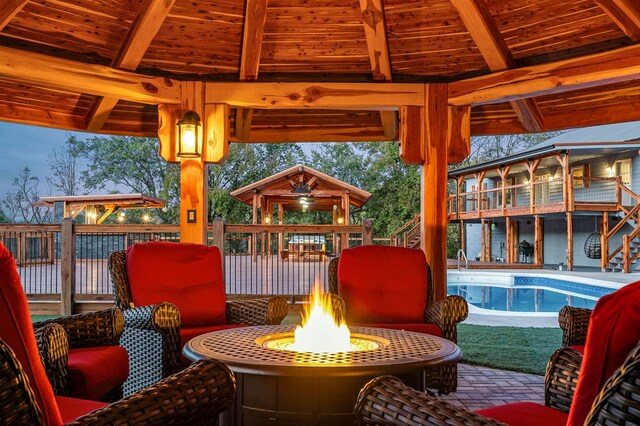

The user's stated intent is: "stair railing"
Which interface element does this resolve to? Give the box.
[389,214,420,247]
[605,180,640,271]
[457,249,468,271]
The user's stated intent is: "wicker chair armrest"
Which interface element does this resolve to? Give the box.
[0,339,44,425]
[34,308,124,348]
[68,358,236,425]
[424,295,469,343]
[558,306,592,347]
[34,323,70,396]
[355,375,507,426]
[226,296,289,325]
[122,302,181,332]
[545,347,583,413]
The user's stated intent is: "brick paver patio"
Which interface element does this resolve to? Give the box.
[440,363,545,411]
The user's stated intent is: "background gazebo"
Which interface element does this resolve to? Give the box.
[231,164,371,258]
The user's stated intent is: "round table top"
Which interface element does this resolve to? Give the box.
[183,325,461,377]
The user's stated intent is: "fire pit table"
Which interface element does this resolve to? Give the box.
[183,324,461,426]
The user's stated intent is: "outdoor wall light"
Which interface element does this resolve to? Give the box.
[177,111,201,158]
[337,216,344,224]
[264,216,271,224]
[142,213,151,222]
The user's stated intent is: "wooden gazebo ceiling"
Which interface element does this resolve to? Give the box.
[1,0,640,142]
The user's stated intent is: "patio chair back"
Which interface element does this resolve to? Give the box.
[0,242,62,425]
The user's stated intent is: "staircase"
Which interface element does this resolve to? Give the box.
[390,214,421,248]
[604,184,640,272]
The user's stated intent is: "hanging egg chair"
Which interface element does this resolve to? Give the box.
[584,218,601,259]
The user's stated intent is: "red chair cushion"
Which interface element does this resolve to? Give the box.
[476,402,568,426]
[126,242,227,327]
[56,396,108,423]
[567,280,640,426]
[180,324,248,350]
[67,346,129,401]
[0,242,63,425]
[569,344,585,355]
[338,246,429,324]
[353,323,443,337]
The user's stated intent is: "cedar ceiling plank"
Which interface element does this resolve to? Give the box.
[450,0,543,132]
[86,0,176,132]
[0,0,28,29]
[360,0,397,140]
[235,0,268,142]
[448,43,640,106]
[594,0,640,41]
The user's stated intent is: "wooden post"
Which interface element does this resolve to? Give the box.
[623,235,630,273]
[252,191,258,262]
[527,159,541,213]
[534,216,543,266]
[362,218,373,246]
[60,218,75,315]
[480,219,487,261]
[212,218,225,273]
[601,213,609,271]
[567,212,573,271]
[460,220,466,253]
[420,83,450,302]
[341,192,351,252]
[487,221,492,261]
[179,159,208,244]
[498,166,510,215]
[278,204,284,256]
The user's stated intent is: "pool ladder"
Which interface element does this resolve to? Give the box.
[457,249,468,271]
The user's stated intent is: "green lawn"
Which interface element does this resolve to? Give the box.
[31,315,59,322]
[457,324,563,376]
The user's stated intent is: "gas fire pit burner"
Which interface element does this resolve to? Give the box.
[184,325,461,426]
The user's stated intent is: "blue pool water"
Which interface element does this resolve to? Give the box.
[447,277,617,313]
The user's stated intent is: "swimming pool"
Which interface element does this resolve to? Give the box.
[447,272,620,313]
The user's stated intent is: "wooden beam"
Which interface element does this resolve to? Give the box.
[205,82,423,109]
[420,83,449,302]
[235,0,268,142]
[448,43,640,106]
[399,106,424,165]
[594,0,640,41]
[233,126,389,142]
[202,104,229,164]
[0,0,28,29]
[359,0,397,140]
[0,45,181,104]
[86,0,177,131]
[447,105,470,163]
[449,0,543,131]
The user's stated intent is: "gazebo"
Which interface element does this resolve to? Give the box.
[1,0,640,299]
[230,164,372,257]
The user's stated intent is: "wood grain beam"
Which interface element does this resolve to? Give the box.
[205,82,423,109]
[360,0,397,140]
[235,0,268,142]
[450,0,543,131]
[230,126,388,142]
[86,0,176,131]
[448,43,640,106]
[0,45,180,104]
[594,0,640,41]
[0,0,28,29]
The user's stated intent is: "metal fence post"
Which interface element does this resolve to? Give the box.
[213,218,225,272]
[61,217,75,315]
[362,218,374,245]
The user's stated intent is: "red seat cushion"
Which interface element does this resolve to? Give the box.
[476,402,568,426]
[126,242,227,327]
[338,246,429,324]
[567,280,640,426]
[56,396,108,423]
[0,242,63,425]
[353,323,443,337]
[67,346,129,401]
[568,344,585,355]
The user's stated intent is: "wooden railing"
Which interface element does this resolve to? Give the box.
[603,180,640,272]
[389,214,419,247]
[0,219,374,314]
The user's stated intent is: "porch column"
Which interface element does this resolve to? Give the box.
[567,212,573,271]
[600,213,609,271]
[534,216,543,266]
[420,84,448,301]
[157,82,229,244]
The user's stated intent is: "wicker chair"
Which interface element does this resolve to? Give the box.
[33,308,128,402]
[355,341,640,426]
[109,241,289,395]
[0,241,235,425]
[328,246,468,394]
[356,281,640,426]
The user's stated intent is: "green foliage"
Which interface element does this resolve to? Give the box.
[457,324,562,375]
[0,207,9,223]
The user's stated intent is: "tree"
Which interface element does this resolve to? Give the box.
[47,135,84,196]
[2,167,51,223]
[69,136,180,223]
[0,207,9,223]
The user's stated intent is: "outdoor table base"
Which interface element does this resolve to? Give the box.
[184,325,461,426]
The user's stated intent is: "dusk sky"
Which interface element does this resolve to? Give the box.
[0,122,91,198]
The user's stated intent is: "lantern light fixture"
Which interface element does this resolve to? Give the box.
[177,111,201,158]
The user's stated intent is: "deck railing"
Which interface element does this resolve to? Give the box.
[0,219,374,314]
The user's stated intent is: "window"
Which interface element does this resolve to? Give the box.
[615,159,631,187]
[535,174,550,205]
[572,167,584,189]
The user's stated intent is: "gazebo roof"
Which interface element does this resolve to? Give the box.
[230,164,371,211]
[1,0,640,141]
[34,193,166,210]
